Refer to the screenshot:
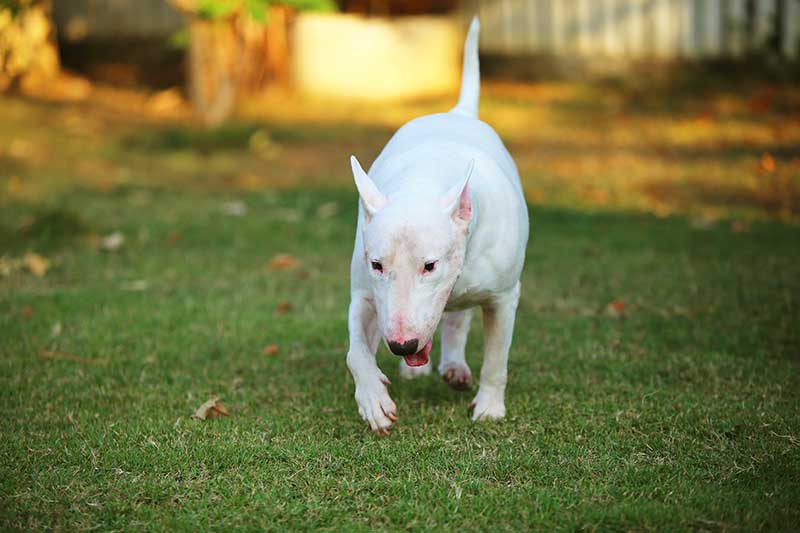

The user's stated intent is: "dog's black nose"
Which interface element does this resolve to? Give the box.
[388,338,419,356]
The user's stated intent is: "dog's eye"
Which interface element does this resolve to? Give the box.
[423,261,437,273]
[371,261,383,273]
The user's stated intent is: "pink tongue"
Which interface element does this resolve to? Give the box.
[403,340,432,367]
[403,352,428,367]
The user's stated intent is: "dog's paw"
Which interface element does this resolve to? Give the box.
[439,362,472,391]
[399,358,432,379]
[439,363,472,391]
[355,381,398,435]
[470,388,505,422]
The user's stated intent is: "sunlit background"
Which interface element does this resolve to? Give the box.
[2,0,799,220]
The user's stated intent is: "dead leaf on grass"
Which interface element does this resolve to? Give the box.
[730,220,751,233]
[0,256,17,277]
[266,253,298,271]
[22,305,34,319]
[316,201,340,219]
[275,301,292,314]
[120,280,149,291]
[690,215,717,230]
[606,299,626,318]
[269,208,301,222]
[24,252,50,277]
[222,201,247,217]
[38,349,103,365]
[760,153,777,173]
[191,396,230,420]
[100,232,125,252]
[262,344,279,356]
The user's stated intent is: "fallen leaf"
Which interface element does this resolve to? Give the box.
[0,256,22,277]
[84,233,100,249]
[120,280,149,291]
[38,349,103,365]
[275,301,292,314]
[606,299,626,318]
[22,305,34,319]
[690,216,717,230]
[266,253,298,272]
[316,201,340,219]
[269,208,301,222]
[262,344,279,356]
[100,231,125,252]
[730,220,750,233]
[222,201,247,217]
[760,153,777,173]
[191,396,230,420]
[24,252,50,277]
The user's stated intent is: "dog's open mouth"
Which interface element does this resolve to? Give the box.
[403,339,433,367]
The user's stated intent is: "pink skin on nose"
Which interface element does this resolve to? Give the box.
[389,314,407,344]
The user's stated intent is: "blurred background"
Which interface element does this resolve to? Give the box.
[1,0,799,220]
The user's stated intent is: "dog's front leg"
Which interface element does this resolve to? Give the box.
[471,282,521,421]
[346,292,397,435]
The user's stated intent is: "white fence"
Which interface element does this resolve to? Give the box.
[467,0,800,58]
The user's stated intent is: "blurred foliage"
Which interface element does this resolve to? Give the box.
[168,29,190,50]
[0,0,40,18]
[171,0,336,22]
[0,0,58,90]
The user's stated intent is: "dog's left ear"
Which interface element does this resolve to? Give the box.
[442,159,474,223]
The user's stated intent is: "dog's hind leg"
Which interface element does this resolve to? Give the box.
[438,308,473,390]
[471,282,520,421]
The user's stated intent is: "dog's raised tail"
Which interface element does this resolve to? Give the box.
[451,16,480,118]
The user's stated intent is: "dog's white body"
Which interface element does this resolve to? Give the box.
[346,18,529,434]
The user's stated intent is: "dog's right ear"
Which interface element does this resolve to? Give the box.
[351,155,387,219]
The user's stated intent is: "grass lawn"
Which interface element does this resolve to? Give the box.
[1,80,799,529]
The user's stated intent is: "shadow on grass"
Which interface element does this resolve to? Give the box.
[578,61,799,117]
[642,177,800,216]
[0,207,90,253]
[121,121,395,153]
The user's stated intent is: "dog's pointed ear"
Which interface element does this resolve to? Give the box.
[351,155,387,218]
[442,159,474,223]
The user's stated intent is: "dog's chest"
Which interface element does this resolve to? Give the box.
[445,281,493,311]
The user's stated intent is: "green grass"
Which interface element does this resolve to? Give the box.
[2,185,798,530]
[1,84,799,529]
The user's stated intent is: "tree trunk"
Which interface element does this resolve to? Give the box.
[239,6,292,93]
[186,16,243,126]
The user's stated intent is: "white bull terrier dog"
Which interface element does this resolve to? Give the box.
[346,17,529,435]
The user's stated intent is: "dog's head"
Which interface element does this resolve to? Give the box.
[351,155,473,367]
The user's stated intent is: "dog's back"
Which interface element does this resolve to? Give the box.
[367,18,524,201]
